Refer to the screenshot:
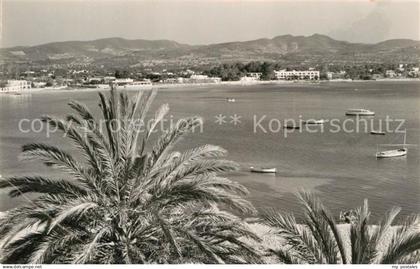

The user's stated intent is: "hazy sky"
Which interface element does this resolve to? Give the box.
[1,0,419,48]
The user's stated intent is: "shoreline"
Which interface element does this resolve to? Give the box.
[1,78,419,95]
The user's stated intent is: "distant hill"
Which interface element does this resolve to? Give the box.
[1,37,190,61]
[1,34,419,69]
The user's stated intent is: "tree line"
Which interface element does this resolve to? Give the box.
[201,62,419,81]
[202,62,277,81]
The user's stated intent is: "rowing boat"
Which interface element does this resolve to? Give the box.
[250,167,277,173]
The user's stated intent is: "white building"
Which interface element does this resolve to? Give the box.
[274,69,320,80]
[1,80,32,92]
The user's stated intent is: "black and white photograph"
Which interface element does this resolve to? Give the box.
[0,0,419,267]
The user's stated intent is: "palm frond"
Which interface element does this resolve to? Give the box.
[47,201,98,233]
[1,232,45,263]
[372,207,401,245]
[210,233,263,263]
[150,116,203,166]
[29,231,83,264]
[350,199,375,264]
[145,103,170,139]
[319,206,347,263]
[396,214,420,234]
[156,214,182,259]
[150,144,228,179]
[20,143,89,180]
[150,179,255,214]
[268,248,302,264]
[183,230,225,264]
[297,191,340,264]
[72,226,110,264]
[0,176,88,197]
[397,250,420,264]
[380,232,420,263]
[41,115,103,174]
[263,209,321,263]
[129,90,155,159]
[369,206,401,262]
[68,100,96,124]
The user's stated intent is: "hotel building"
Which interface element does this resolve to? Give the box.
[0,80,32,92]
[274,69,320,80]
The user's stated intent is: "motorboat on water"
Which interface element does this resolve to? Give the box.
[250,167,277,173]
[345,109,375,116]
[376,148,407,158]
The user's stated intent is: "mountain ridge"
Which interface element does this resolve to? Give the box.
[1,34,419,68]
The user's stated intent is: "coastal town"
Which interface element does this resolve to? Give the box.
[1,63,419,92]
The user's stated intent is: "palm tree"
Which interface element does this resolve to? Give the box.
[264,191,420,264]
[0,86,263,264]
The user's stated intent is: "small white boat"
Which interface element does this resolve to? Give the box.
[303,119,325,125]
[376,148,407,158]
[227,98,236,103]
[250,167,277,173]
[345,109,375,116]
